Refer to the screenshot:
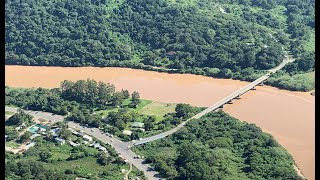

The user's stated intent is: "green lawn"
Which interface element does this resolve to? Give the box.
[303,71,315,81]
[5,141,20,148]
[95,99,152,116]
[303,30,315,52]
[139,101,176,121]
[5,111,15,115]
[95,99,175,122]
[44,157,127,179]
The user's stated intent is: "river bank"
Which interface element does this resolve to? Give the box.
[5,65,314,180]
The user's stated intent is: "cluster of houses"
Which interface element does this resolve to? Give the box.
[50,127,108,154]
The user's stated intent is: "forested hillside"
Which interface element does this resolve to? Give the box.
[5,0,314,91]
[133,111,303,179]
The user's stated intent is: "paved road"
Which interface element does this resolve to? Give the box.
[67,122,163,180]
[5,106,163,180]
[133,55,295,146]
[5,107,64,124]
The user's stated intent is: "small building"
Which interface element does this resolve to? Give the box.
[25,142,36,150]
[15,126,22,131]
[21,122,26,128]
[55,137,65,145]
[83,140,89,145]
[50,128,61,137]
[69,140,80,147]
[5,135,8,142]
[92,143,102,149]
[30,133,41,140]
[83,135,93,142]
[165,51,177,59]
[99,146,107,152]
[131,122,144,129]
[122,130,133,136]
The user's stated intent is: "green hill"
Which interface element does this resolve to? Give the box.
[5,0,314,91]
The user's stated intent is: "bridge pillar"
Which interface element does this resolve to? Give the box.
[235,95,241,99]
[251,86,256,90]
[227,101,233,104]
[258,82,264,86]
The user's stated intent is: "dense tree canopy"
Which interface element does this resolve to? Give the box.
[135,111,303,179]
[5,0,314,91]
[5,79,132,114]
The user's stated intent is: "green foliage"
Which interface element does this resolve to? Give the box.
[39,150,52,162]
[6,109,33,126]
[6,138,141,179]
[5,79,132,114]
[19,131,32,143]
[134,111,302,179]
[175,103,195,118]
[266,73,314,91]
[59,127,72,140]
[4,0,314,92]
[5,127,19,141]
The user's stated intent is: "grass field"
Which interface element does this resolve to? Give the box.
[303,30,315,52]
[95,99,152,116]
[303,71,315,81]
[5,141,20,148]
[44,157,127,179]
[5,111,15,115]
[139,101,176,121]
[95,99,176,122]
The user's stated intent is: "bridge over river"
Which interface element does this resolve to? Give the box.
[132,55,295,146]
[5,55,295,180]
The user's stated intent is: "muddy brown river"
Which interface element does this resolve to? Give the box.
[5,65,314,180]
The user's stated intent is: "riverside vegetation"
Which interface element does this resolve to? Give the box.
[5,79,202,141]
[133,111,303,180]
[5,0,314,91]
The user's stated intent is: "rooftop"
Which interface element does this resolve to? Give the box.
[131,122,144,128]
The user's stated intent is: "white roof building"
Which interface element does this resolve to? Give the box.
[123,130,133,136]
[69,140,80,147]
[25,142,36,150]
[30,133,41,140]
[83,135,93,141]
[55,137,65,145]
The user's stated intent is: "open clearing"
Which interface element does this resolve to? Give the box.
[139,101,176,121]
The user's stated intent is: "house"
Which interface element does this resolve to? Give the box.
[15,126,21,131]
[131,122,144,129]
[21,122,26,128]
[83,140,89,145]
[165,51,177,59]
[50,128,60,137]
[69,140,80,147]
[5,135,8,142]
[92,143,102,149]
[99,146,107,152]
[25,142,36,150]
[30,133,41,140]
[55,137,65,145]
[122,130,132,136]
[83,135,93,142]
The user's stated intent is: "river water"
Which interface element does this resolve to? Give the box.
[5,65,314,180]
